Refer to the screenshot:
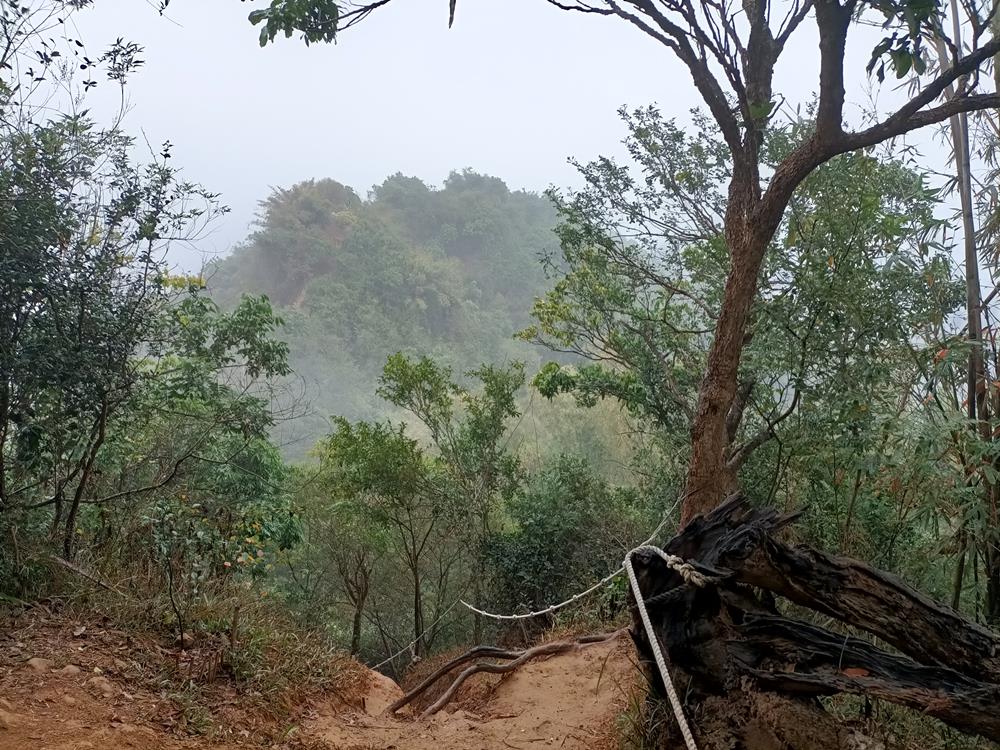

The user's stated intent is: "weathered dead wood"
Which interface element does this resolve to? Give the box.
[390,631,622,719]
[676,496,1000,683]
[739,540,1000,683]
[731,615,1000,739]
[629,494,1000,744]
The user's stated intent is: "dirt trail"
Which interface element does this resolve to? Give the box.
[0,618,639,750]
[309,631,639,750]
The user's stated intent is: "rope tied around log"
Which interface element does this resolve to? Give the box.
[387,541,708,749]
[625,546,700,750]
[400,493,713,745]
[631,544,714,588]
[459,494,690,622]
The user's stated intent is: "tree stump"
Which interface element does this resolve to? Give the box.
[629,495,1000,748]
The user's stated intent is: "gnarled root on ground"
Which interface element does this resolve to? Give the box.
[389,630,624,719]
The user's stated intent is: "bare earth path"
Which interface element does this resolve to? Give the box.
[308,632,638,750]
[0,619,639,750]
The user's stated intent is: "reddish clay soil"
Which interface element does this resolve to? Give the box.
[0,615,639,750]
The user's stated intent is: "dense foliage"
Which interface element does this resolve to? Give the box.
[0,3,298,651]
[4,6,1000,747]
[206,173,558,454]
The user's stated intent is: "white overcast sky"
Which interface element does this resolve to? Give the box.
[72,1,934,271]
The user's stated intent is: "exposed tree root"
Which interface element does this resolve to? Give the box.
[389,630,624,719]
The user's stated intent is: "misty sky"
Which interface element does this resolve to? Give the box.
[74,1,932,271]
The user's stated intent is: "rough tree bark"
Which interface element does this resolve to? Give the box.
[630,495,1000,748]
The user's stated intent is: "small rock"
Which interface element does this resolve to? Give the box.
[72,625,87,638]
[61,695,77,707]
[0,710,17,730]
[86,676,115,698]
[26,657,54,673]
[176,632,195,648]
[58,664,82,675]
[32,689,56,703]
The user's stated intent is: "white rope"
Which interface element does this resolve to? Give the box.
[631,545,712,588]
[457,489,703,749]
[624,547,699,750]
[461,566,624,621]
[461,496,684,621]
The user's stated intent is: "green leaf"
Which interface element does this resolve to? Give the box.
[892,50,912,78]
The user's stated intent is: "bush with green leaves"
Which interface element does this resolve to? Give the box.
[485,456,656,626]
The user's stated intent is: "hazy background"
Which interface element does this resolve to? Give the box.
[68,0,907,271]
[62,0,954,457]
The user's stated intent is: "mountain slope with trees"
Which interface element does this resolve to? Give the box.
[207,171,561,454]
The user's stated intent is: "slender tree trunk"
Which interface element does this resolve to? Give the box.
[351,601,365,656]
[985,530,1000,623]
[472,510,489,644]
[347,565,370,656]
[62,495,82,558]
[0,388,8,511]
[935,18,1000,624]
[63,401,108,559]
[954,528,968,611]
[472,573,483,645]
[412,565,425,658]
[51,489,63,538]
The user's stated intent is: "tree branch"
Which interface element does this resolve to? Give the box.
[841,92,1000,151]
[726,386,799,470]
[814,0,852,140]
[608,0,744,154]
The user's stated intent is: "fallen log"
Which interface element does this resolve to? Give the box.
[732,615,1000,739]
[629,494,1000,746]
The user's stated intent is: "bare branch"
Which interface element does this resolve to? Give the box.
[544,0,614,13]
[850,36,1000,145]
[843,92,1000,151]
[725,386,799,470]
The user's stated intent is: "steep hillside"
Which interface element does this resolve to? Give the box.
[208,171,559,457]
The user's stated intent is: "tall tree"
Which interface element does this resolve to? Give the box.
[318,418,451,658]
[526,111,957,510]
[377,354,524,641]
[238,0,1000,523]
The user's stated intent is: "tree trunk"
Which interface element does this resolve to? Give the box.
[412,567,425,658]
[952,528,967,611]
[987,535,1000,624]
[62,399,109,559]
[934,18,1000,627]
[472,578,482,645]
[50,489,64,538]
[351,600,365,657]
[682,233,766,524]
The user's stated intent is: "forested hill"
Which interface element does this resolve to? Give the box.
[207,170,558,454]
